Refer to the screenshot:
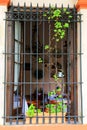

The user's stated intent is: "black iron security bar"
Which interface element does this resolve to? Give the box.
[4,3,82,125]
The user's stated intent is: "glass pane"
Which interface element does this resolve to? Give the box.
[14,41,20,62]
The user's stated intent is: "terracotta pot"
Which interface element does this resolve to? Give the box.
[56,91,61,95]
[31,100,41,107]
[49,100,58,104]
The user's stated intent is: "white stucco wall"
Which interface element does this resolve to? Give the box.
[78,9,87,124]
[0,6,7,125]
[11,0,77,7]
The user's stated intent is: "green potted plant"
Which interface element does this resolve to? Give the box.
[26,104,41,117]
[45,102,67,113]
[26,104,35,117]
[45,104,56,113]
[55,86,62,95]
[48,90,56,100]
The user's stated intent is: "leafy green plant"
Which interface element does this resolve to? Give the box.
[38,57,43,63]
[44,45,50,50]
[38,6,72,89]
[43,7,72,42]
[46,104,56,113]
[26,104,41,117]
[53,74,59,81]
[48,90,56,96]
[36,108,42,113]
[26,104,35,117]
[43,7,72,83]
[56,87,61,92]
[45,102,67,113]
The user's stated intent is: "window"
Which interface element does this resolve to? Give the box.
[4,4,82,125]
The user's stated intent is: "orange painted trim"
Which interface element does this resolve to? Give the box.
[0,124,87,130]
[76,0,87,11]
[0,0,10,6]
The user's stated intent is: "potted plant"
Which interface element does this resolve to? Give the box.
[55,86,62,95]
[45,102,67,113]
[48,90,56,100]
[45,104,56,113]
[26,104,35,117]
[26,104,41,117]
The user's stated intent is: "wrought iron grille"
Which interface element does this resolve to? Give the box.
[4,3,82,125]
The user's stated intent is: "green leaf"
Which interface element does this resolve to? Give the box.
[68,15,72,19]
[60,35,64,39]
[58,29,62,33]
[44,45,50,50]
[58,95,62,98]
[56,39,59,42]
[55,22,62,29]
[38,57,43,63]
[66,11,70,15]
[61,30,65,36]
[54,29,57,32]
[68,20,70,23]
[54,33,57,37]
[56,87,61,92]
[53,74,58,80]
[53,9,61,17]
[48,17,51,20]
[63,8,67,12]
[36,109,41,113]
[63,23,69,28]
[43,13,47,17]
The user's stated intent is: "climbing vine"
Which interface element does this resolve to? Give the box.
[43,6,73,43]
[38,6,73,85]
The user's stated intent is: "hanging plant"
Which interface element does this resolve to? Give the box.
[37,6,73,88]
[43,6,73,84]
[43,6,73,43]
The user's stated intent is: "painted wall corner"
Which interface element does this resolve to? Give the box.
[0,0,10,6]
[76,0,87,11]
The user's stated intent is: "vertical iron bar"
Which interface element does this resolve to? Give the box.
[22,3,26,124]
[15,3,20,125]
[42,4,45,124]
[9,21,14,125]
[36,4,39,124]
[73,7,77,124]
[29,3,33,102]
[16,21,21,125]
[54,3,58,124]
[61,46,64,124]
[10,4,14,125]
[61,5,65,124]
[48,4,51,124]
[67,15,71,123]
[61,42,64,124]
[29,3,33,124]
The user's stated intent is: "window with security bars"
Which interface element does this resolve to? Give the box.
[4,4,83,125]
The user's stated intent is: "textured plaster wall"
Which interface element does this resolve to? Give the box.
[0,6,7,125]
[78,9,87,124]
[11,0,77,7]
